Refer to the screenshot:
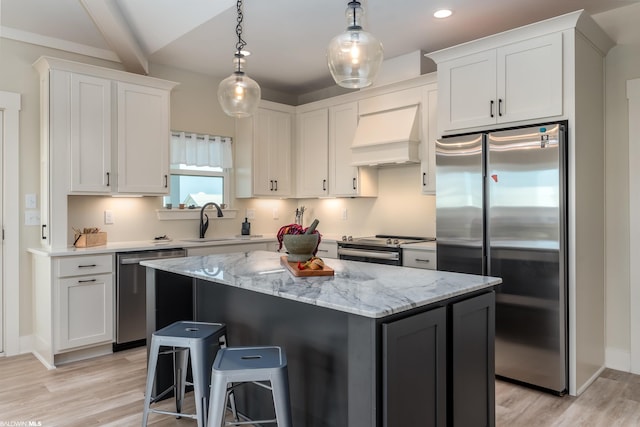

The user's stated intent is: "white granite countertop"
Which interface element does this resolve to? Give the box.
[27,235,277,257]
[141,250,501,319]
[401,241,437,250]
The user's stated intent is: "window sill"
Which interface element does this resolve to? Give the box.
[156,209,238,221]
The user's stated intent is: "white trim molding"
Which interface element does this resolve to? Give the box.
[0,91,21,356]
[627,78,640,374]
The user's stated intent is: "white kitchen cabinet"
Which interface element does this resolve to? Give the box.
[69,73,112,193]
[329,102,378,197]
[116,82,170,194]
[403,248,436,270]
[186,241,272,256]
[236,102,294,198]
[297,109,329,197]
[55,255,113,352]
[33,56,177,249]
[316,241,338,259]
[30,253,115,366]
[435,33,563,133]
[421,84,437,195]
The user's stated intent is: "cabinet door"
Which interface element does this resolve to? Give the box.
[297,109,329,197]
[269,110,293,196]
[253,108,293,196]
[450,291,495,427]
[403,249,437,270]
[497,33,563,123]
[69,74,112,193]
[56,273,114,351]
[439,50,497,132]
[116,82,170,194]
[421,84,438,194]
[383,307,447,427]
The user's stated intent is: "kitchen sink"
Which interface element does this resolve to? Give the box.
[180,238,232,243]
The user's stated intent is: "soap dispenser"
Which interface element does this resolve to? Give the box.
[241,217,251,235]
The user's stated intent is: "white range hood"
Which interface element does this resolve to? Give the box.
[351,105,421,166]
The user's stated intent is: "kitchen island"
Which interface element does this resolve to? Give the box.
[142,251,501,427]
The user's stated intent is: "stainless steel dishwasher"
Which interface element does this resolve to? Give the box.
[115,248,186,351]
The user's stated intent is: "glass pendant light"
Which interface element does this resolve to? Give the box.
[327,1,384,89]
[218,0,261,118]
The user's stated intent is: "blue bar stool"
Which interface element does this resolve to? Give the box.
[142,321,229,427]
[207,346,293,427]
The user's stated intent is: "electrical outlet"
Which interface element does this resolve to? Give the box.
[246,208,256,220]
[272,208,279,220]
[342,208,348,220]
[104,210,114,224]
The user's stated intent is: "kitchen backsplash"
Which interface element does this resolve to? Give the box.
[67,164,435,244]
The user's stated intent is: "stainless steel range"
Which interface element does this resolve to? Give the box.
[337,235,435,266]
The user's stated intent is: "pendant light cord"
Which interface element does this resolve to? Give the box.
[235,0,246,73]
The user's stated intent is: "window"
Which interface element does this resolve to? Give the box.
[167,132,232,207]
[163,164,228,207]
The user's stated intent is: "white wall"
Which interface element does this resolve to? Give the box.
[594,4,640,370]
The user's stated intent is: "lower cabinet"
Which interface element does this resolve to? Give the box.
[383,307,447,426]
[403,248,437,270]
[186,241,274,256]
[316,241,338,259]
[54,254,114,353]
[56,273,113,351]
[382,291,495,427]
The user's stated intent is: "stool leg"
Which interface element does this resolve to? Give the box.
[190,345,208,427]
[142,339,161,426]
[207,373,229,427]
[174,347,189,417]
[271,368,293,427]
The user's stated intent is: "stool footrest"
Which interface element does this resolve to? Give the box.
[149,408,197,420]
[225,418,277,426]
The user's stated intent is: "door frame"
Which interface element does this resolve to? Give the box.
[0,91,21,356]
[628,79,640,373]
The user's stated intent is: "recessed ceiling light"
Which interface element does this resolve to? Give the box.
[434,9,453,19]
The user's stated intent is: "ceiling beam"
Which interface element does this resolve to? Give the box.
[80,0,148,74]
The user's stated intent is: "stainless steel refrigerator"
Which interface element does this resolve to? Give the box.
[436,122,568,394]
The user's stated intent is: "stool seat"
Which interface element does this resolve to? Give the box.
[142,321,227,427]
[208,346,293,427]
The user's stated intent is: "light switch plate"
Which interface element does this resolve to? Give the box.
[104,210,114,224]
[272,208,279,220]
[25,210,40,226]
[246,208,256,220]
[25,193,37,209]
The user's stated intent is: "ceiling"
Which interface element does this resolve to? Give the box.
[2,0,639,95]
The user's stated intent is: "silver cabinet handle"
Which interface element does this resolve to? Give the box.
[490,100,495,118]
[498,99,503,117]
[322,179,327,191]
[414,258,431,263]
[78,264,98,268]
[106,172,110,187]
[78,279,97,283]
[352,178,357,190]
[274,180,278,191]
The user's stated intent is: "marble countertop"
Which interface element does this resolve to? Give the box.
[27,235,277,257]
[141,250,501,319]
[401,241,437,250]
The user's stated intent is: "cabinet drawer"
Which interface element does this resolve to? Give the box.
[316,241,338,259]
[56,254,113,277]
[403,250,436,270]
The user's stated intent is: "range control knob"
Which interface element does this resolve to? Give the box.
[347,235,353,241]
[393,239,400,245]
[386,238,392,245]
[341,235,347,241]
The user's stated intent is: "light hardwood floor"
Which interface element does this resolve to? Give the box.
[1,347,640,426]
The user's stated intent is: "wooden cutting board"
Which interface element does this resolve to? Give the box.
[280,256,335,277]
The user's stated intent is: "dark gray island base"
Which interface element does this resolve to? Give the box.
[143,251,500,427]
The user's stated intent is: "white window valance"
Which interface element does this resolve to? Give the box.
[170,131,233,169]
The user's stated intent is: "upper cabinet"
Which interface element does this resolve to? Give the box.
[34,56,177,248]
[432,32,563,133]
[296,109,329,197]
[328,102,377,197]
[236,101,294,198]
[421,84,438,195]
[116,82,170,194]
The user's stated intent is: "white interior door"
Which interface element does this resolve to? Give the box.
[628,79,640,373]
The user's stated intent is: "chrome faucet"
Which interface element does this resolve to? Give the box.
[199,202,224,238]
